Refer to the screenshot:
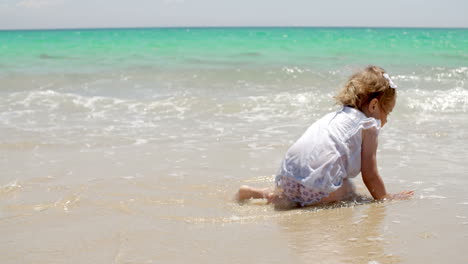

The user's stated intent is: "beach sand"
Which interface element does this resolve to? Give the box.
[1,137,467,263]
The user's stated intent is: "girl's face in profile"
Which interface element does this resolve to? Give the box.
[366,96,396,127]
[377,96,396,127]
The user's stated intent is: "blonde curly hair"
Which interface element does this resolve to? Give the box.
[335,65,397,112]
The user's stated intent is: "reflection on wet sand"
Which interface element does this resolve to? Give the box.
[277,202,401,264]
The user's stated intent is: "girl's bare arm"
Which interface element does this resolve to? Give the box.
[361,127,388,200]
[361,128,414,200]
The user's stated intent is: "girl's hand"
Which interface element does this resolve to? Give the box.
[386,191,414,200]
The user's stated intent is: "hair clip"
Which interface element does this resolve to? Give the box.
[383,73,397,89]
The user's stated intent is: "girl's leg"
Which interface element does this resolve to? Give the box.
[319,179,356,204]
[270,194,300,210]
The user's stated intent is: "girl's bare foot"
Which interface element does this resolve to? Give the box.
[236,185,271,202]
[236,185,252,201]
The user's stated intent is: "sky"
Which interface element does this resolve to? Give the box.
[0,0,467,30]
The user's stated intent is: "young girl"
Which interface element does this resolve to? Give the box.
[237,66,414,209]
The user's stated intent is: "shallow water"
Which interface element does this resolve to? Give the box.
[1,28,467,263]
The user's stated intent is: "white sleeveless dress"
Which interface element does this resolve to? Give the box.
[275,106,381,206]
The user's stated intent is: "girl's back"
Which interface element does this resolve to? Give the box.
[278,107,380,194]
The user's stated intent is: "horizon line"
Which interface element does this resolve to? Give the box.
[1,25,467,32]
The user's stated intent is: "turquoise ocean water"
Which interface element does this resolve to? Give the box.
[1,27,466,73]
[1,28,467,263]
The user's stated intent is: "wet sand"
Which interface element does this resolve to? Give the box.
[1,138,467,263]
